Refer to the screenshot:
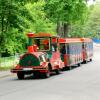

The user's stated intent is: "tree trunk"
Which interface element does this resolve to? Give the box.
[1,15,4,33]
[56,21,63,37]
[57,22,70,37]
[6,10,10,32]
[63,23,70,37]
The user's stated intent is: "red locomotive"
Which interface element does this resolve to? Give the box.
[11,32,93,79]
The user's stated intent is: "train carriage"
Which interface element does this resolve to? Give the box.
[59,38,83,69]
[81,38,93,63]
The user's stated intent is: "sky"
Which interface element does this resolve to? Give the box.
[87,0,96,6]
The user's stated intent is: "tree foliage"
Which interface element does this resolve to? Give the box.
[0,0,55,55]
[0,0,92,56]
[83,4,100,38]
[70,3,100,39]
[45,0,88,37]
[0,0,27,54]
[45,0,87,22]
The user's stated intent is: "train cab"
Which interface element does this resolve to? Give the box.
[11,33,64,79]
[30,33,64,71]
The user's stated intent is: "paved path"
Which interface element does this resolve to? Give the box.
[0,71,12,78]
[0,45,100,100]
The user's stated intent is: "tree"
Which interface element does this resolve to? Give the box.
[45,0,88,37]
[83,4,100,38]
[0,0,28,55]
[24,1,55,34]
[0,0,55,55]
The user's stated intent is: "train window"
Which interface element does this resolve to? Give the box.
[90,42,93,50]
[82,44,84,49]
[67,44,70,54]
[87,42,93,51]
[65,44,67,53]
[39,55,46,62]
[60,43,66,54]
[52,43,57,52]
[69,44,72,54]
[77,43,80,54]
[71,43,82,55]
[33,38,50,51]
[69,43,74,54]
[72,43,75,54]
[72,44,74,54]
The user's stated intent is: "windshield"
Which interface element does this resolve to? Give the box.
[33,38,50,51]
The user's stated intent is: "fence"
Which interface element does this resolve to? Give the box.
[0,54,19,70]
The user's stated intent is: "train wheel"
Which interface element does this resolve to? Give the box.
[33,72,40,78]
[90,59,92,62]
[78,63,81,67]
[67,66,72,70]
[41,66,51,78]
[55,69,60,75]
[83,60,87,64]
[17,72,24,80]
[42,71,50,78]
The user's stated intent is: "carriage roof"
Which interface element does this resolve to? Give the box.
[80,38,92,42]
[59,38,82,43]
[27,32,58,38]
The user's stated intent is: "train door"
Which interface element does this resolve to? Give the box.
[59,43,74,69]
[82,42,87,63]
[48,37,64,71]
[67,43,75,66]
[84,42,93,62]
[89,42,93,61]
[59,43,70,67]
[60,43,66,61]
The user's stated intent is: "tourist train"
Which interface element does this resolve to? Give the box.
[11,32,93,79]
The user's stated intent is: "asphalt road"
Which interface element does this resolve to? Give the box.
[0,45,100,100]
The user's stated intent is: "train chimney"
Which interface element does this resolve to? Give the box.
[27,32,34,53]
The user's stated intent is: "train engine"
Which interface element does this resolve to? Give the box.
[11,32,64,79]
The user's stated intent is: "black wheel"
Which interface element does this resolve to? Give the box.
[40,65,51,78]
[84,60,87,64]
[55,69,60,75]
[17,72,24,80]
[78,63,81,67]
[33,72,40,78]
[90,59,92,62]
[42,72,50,78]
[67,66,72,70]
[62,67,67,71]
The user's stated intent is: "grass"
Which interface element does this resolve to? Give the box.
[0,56,15,62]
[0,56,19,71]
[0,66,14,71]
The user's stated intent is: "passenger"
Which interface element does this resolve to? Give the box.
[33,44,39,52]
[52,43,57,52]
[60,45,66,54]
[44,43,49,50]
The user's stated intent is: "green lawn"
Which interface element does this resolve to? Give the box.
[0,56,19,71]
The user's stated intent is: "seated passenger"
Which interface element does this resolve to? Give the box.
[44,43,49,50]
[60,45,66,54]
[52,43,57,52]
[33,44,39,52]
